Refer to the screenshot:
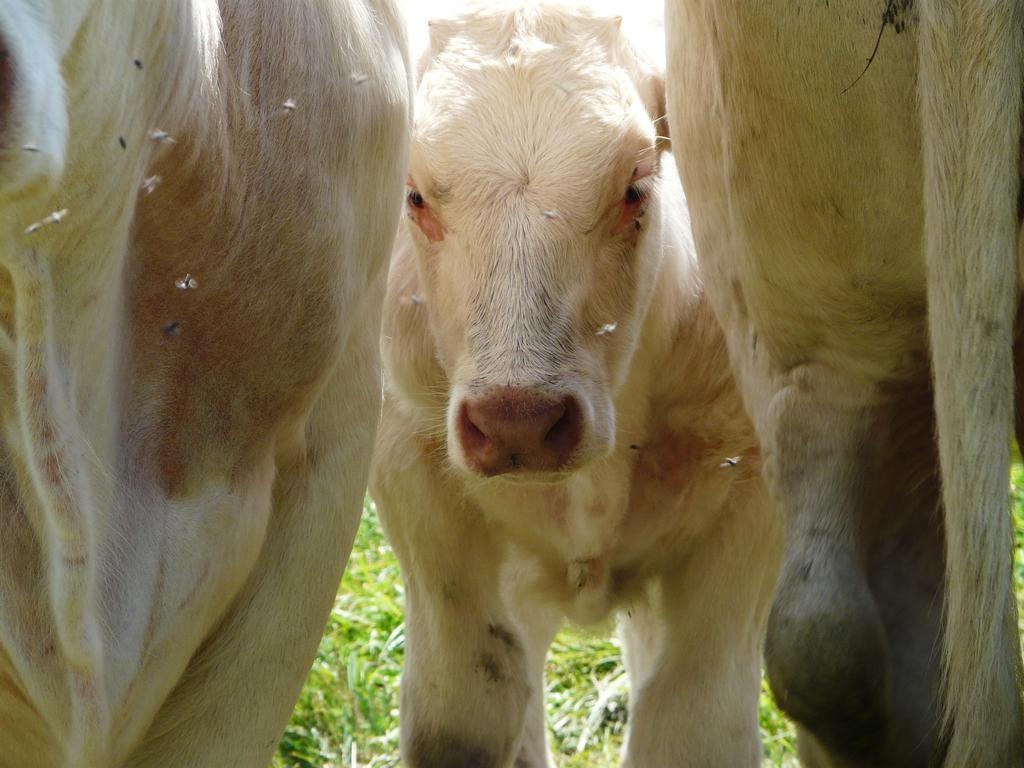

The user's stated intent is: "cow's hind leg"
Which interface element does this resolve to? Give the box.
[621,493,779,767]
[764,370,944,767]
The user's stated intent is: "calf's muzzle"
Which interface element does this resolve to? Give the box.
[456,386,582,476]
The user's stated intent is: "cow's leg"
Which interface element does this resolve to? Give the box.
[860,390,945,767]
[762,370,889,764]
[123,304,385,768]
[374,451,531,768]
[503,560,561,768]
[621,496,779,767]
[763,369,945,766]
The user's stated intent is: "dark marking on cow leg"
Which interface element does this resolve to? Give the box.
[514,758,530,768]
[0,36,13,145]
[841,0,915,95]
[441,579,459,604]
[406,731,498,768]
[488,622,518,649]
[478,652,505,683]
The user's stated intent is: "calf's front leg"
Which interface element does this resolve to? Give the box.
[622,493,780,768]
[374,449,531,767]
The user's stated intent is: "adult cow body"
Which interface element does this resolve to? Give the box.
[0,1,410,766]
[667,2,1023,766]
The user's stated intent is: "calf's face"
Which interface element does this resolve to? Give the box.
[405,8,666,480]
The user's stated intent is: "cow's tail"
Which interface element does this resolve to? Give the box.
[919,3,1024,764]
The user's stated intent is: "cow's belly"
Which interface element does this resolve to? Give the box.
[670,0,928,411]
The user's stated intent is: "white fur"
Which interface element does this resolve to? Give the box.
[919,3,1024,763]
[372,4,780,765]
[666,0,1024,764]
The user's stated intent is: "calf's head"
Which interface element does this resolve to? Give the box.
[405,5,668,480]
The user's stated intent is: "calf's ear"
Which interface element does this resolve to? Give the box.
[416,19,456,82]
[607,8,670,151]
[635,64,669,152]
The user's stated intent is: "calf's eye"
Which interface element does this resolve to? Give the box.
[407,189,425,209]
[625,183,646,205]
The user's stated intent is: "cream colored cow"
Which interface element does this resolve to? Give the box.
[667,1,1023,766]
[371,3,781,765]
[0,1,411,765]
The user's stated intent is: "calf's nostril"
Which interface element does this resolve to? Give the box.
[543,397,582,456]
[458,401,492,455]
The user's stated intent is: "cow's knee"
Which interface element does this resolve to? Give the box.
[765,559,889,761]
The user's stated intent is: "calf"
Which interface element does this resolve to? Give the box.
[666,1,1024,765]
[0,0,411,765]
[371,4,780,766]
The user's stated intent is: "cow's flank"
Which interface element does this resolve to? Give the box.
[0,1,412,765]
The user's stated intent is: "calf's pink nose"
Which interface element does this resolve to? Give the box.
[457,388,582,476]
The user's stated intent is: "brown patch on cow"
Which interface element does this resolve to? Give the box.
[419,434,445,462]
[26,373,46,400]
[636,430,710,490]
[41,452,62,486]
[70,667,98,701]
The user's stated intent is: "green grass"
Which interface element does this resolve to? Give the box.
[274,466,1024,768]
